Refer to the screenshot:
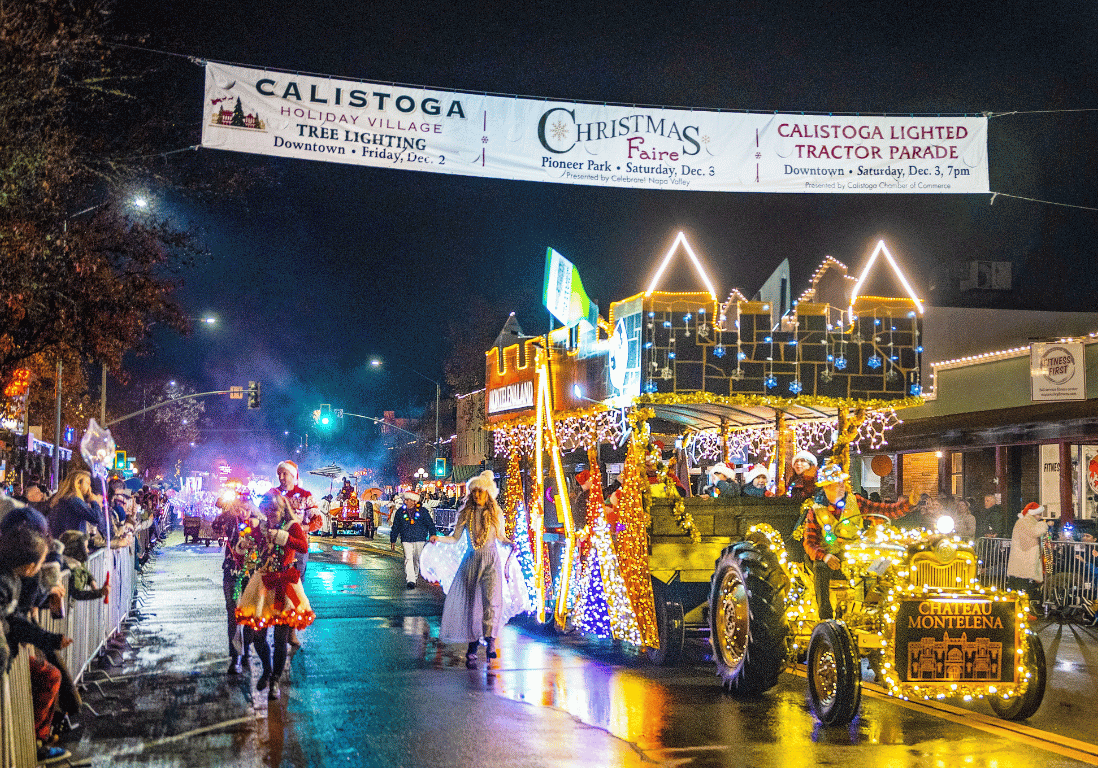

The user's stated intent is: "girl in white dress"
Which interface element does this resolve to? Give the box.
[435,471,517,667]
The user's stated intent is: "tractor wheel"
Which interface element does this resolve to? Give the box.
[989,634,1047,721]
[647,578,685,666]
[807,620,862,726]
[709,536,790,695]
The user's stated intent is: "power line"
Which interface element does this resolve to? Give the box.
[989,192,1098,212]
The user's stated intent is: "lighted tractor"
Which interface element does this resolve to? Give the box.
[707,515,1047,726]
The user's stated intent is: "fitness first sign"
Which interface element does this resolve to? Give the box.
[1031,341,1086,401]
[202,62,989,194]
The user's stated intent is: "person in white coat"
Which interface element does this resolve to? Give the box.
[1006,502,1049,605]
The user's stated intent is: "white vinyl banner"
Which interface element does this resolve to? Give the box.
[202,62,990,194]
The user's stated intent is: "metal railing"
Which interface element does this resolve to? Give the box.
[976,536,1098,619]
[0,535,141,768]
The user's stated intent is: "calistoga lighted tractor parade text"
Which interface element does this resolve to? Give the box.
[483,234,1045,726]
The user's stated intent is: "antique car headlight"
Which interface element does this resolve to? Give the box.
[935,515,955,534]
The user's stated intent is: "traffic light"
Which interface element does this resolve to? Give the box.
[434,457,447,477]
[318,403,332,427]
[247,381,261,409]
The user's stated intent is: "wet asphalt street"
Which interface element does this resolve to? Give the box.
[62,530,1098,768]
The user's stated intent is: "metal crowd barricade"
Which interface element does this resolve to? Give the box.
[1044,538,1098,619]
[976,535,1098,619]
[431,507,458,534]
[0,654,35,768]
[976,536,1012,591]
[0,542,138,768]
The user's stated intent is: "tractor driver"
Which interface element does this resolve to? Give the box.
[802,463,862,620]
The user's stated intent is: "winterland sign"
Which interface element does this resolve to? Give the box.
[202,62,989,194]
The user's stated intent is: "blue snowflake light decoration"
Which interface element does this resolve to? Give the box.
[643,380,658,394]
[765,375,778,389]
[713,345,726,358]
[867,355,883,370]
[788,380,803,394]
[833,356,847,370]
[909,383,922,396]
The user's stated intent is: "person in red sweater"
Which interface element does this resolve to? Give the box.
[235,492,314,700]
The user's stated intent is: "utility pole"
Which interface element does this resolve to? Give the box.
[52,361,62,489]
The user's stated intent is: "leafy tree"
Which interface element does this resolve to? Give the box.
[0,1,265,380]
[110,378,204,477]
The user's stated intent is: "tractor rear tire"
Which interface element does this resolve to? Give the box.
[708,535,790,695]
[647,578,685,667]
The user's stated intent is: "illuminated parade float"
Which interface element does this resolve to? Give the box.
[485,234,1045,725]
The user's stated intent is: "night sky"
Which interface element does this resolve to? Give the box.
[112,0,1098,480]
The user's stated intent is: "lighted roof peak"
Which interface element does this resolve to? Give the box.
[848,240,924,322]
[644,231,718,300]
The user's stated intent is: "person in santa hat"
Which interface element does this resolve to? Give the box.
[706,462,740,498]
[273,460,318,646]
[390,490,438,589]
[1007,502,1050,605]
[741,465,772,497]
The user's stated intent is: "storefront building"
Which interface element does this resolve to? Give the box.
[878,331,1098,525]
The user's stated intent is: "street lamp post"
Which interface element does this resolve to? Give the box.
[284,430,306,453]
[369,358,441,457]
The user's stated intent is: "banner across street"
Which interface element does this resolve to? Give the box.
[202,62,989,194]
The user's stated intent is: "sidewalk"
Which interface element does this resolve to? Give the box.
[64,532,269,767]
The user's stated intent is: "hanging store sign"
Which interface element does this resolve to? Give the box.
[202,62,989,194]
[487,380,535,416]
[1030,341,1086,401]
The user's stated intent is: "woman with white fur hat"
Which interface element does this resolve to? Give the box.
[435,470,517,667]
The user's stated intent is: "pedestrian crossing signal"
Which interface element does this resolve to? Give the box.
[247,381,261,409]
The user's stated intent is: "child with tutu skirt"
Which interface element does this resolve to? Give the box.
[235,492,315,699]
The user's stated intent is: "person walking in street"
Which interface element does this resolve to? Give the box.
[212,489,259,675]
[235,492,314,700]
[435,471,517,667]
[272,460,318,647]
[390,491,437,589]
[1007,502,1050,609]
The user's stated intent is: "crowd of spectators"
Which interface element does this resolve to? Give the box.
[0,470,170,763]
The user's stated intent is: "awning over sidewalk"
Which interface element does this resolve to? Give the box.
[450,465,484,483]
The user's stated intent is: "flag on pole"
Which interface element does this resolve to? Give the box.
[543,247,598,329]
